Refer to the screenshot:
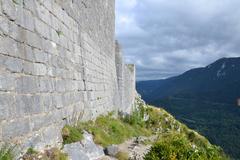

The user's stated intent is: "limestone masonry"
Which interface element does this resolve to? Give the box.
[0,0,136,150]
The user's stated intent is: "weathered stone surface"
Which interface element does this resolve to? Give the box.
[0,36,18,57]
[16,76,39,94]
[63,132,105,160]
[2,118,30,139]
[0,0,136,152]
[16,95,43,115]
[0,72,15,91]
[2,0,17,21]
[4,57,23,73]
[64,143,89,160]
[0,93,14,120]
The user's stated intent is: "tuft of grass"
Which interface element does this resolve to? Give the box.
[115,151,129,160]
[26,147,38,155]
[46,148,68,160]
[56,30,64,37]
[123,106,145,127]
[0,145,14,160]
[62,125,83,145]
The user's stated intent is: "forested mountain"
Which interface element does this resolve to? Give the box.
[137,57,240,159]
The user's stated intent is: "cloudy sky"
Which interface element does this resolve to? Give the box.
[115,0,240,81]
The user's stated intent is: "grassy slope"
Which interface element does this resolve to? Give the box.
[62,101,229,160]
[157,97,240,159]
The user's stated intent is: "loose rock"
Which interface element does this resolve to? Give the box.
[104,145,119,157]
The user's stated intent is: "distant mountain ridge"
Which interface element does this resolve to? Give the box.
[137,57,240,159]
[137,57,240,105]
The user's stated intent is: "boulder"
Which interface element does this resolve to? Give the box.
[63,131,104,160]
[104,145,119,157]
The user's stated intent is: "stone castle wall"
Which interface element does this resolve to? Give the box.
[0,0,135,150]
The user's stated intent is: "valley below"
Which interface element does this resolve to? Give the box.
[137,57,240,159]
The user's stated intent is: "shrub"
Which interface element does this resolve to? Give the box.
[62,125,83,144]
[144,134,228,160]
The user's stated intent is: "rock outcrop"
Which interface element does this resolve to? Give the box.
[63,132,105,160]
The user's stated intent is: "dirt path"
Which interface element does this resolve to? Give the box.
[99,136,157,160]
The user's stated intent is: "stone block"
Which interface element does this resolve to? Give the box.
[0,93,14,120]
[23,9,35,32]
[16,95,43,115]
[52,94,63,109]
[0,15,9,34]
[41,0,52,11]
[24,62,47,76]
[15,6,25,28]
[35,18,50,38]
[24,45,35,62]
[47,66,56,77]
[34,48,48,63]
[23,61,34,75]
[35,2,51,25]
[30,114,53,132]
[41,125,62,146]
[42,40,58,54]
[0,72,16,91]
[4,57,23,73]
[21,132,43,151]
[2,0,17,21]
[42,94,54,112]
[0,36,18,57]
[26,30,42,49]
[33,63,47,76]
[50,28,59,43]
[2,118,30,139]
[38,78,54,93]
[55,80,65,92]
[16,76,38,94]
[23,0,36,14]
[8,20,25,43]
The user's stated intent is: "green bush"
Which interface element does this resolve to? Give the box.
[144,134,228,160]
[62,125,83,144]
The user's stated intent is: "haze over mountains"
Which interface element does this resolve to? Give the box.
[137,57,240,159]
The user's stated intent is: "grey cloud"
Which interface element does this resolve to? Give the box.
[116,0,240,81]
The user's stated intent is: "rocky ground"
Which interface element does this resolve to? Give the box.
[63,131,156,160]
